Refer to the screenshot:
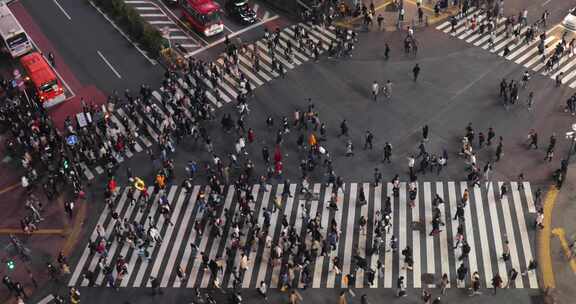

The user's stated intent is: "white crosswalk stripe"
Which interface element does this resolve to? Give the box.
[436,8,574,89]
[69,181,539,289]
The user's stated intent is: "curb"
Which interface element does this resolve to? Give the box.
[539,186,558,288]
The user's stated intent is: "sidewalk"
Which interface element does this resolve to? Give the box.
[0,148,87,304]
[334,0,459,32]
[547,163,576,304]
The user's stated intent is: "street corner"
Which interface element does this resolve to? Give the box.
[48,85,107,132]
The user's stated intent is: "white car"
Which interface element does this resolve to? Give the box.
[563,8,576,31]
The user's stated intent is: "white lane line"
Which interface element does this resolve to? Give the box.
[270,184,297,288]
[89,1,156,65]
[37,295,55,304]
[436,182,451,287]
[472,184,493,288]
[149,20,174,24]
[448,182,462,286]
[521,182,536,213]
[398,183,407,284]
[485,183,507,284]
[133,186,178,287]
[312,185,332,288]
[383,183,393,288]
[509,182,538,288]
[241,186,269,288]
[141,13,167,17]
[356,183,369,288]
[423,182,435,288]
[460,181,479,283]
[186,15,280,57]
[53,0,72,20]
[342,183,357,279]
[412,183,421,288]
[146,188,188,286]
[542,0,552,6]
[499,185,524,288]
[97,51,122,79]
[326,185,345,288]
[135,7,161,10]
[256,185,285,286]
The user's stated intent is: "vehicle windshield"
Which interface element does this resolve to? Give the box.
[7,33,28,49]
[234,0,248,6]
[39,79,58,93]
[202,11,221,24]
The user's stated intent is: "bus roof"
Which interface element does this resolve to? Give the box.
[187,0,220,14]
[20,52,56,86]
[0,3,24,39]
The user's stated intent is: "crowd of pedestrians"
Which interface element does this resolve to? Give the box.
[1,1,567,303]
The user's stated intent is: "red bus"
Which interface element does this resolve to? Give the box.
[180,0,224,37]
[20,52,65,106]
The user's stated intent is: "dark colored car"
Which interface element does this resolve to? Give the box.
[225,0,257,24]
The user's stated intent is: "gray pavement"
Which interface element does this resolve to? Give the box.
[22,0,576,303]
[550,163,576,304]
[19,0,164,94]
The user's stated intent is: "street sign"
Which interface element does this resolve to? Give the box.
[76,112,88,128]
[66,135,78,146]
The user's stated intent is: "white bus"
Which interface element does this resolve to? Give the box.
[0,3,32,58]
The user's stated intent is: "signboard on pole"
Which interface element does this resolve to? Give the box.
[76,112,88,128]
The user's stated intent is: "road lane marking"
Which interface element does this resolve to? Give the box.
[97,50,122,79]
[540,186,557,288]
[53,0,72,20]
[551,228,576,274]
[135,7,161,10]
[37,295,55,304]
[89,1,157,65]
[186,15,280,57]
[542,0,552,6]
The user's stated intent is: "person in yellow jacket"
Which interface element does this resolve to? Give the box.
[155,173,166,190]
[273,196,282,212]
[308,133,317,147]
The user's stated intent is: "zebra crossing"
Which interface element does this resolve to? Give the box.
[68,181,539,289]
[435,7,576,87]
[124,0,201,53]
[77,22,341,181]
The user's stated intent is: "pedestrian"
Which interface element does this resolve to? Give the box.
[422,125,429,141]
[502,239,511,261]
[492,273,502,295]
[470,271,481,295]
[64,201,74,219]
[338,120,349,138]
[396,276,406,297]
[289,290,303,304]
[522,259,538,276]
[364,131,374,150]
[526,91,534,111]
[422,289,432,303]
[500,183,508,199]
[338,290,347,304]
[413,64,421,81]
[257,281,267,300]
[384,80,392,99]
[48,52,55,67]
[440,273,449,295]
[377,14,384,30]
[506,268,518,288]
[556,72,564,87]
[384,43,390,60]
[371,81,379,101]
[456,263,467,287]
